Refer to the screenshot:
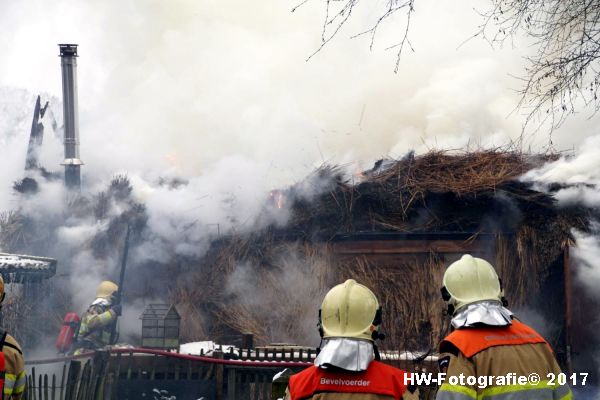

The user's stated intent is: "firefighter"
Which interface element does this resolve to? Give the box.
[0,276,26,399]
[436,254,572,400]
[73,281,121,354]
[285,279,418,400]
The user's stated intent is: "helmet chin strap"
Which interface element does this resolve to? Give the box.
[373,343,381,361]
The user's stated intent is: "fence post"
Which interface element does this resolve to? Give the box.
[75,360,91,400]
[59,364,66,400]
[214,350,224,400]
[110,353,122,400]
[92,351,110,400]
[31,367,37,400]
[226,368,236,400]
[43,374,49,400]
[51,374,56,400]
[64,360,81,400]
[37,373,42,400]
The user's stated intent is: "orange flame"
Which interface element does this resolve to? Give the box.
[269,190,285,209]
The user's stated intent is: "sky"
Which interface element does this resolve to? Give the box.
[1,0,599,191]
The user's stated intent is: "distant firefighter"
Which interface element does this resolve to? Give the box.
[73,281,121,354]
[436,255,572,400]
[0,275,26,399]
[284,279,418,400]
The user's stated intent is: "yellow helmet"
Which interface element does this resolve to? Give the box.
[442,254,503,313]
[319,279,382,341]
[96,281,118,300]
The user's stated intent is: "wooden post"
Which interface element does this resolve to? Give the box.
[43,374,49,400]
[59,364,66,400]
[65,361,82,400]
[37,373,42,400]
[563,245,573,374]
[150,354,157,380]
[125,350,133,398]
[31,367,37,400]
[92,351,110,400]
[75,360,91,400]
[214,350,224,400]
[26,375,31,400]
[227,368,236,400]
[51,374,56,400]
[111,353,122,400]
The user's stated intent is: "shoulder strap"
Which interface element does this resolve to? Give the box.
[0,330,7,352]
[3,341,22,355]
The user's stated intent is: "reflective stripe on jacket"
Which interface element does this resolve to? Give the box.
[436,320,572,400]
[285,361,416,400]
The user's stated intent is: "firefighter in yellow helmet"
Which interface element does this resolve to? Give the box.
[436,255,572,400]
[285,279,418,400]
[0,275,26,399]
[73,281,121,354]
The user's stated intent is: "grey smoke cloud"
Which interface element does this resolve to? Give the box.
[1,0,599,193]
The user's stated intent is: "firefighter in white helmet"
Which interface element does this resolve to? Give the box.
[436,254,572,400]
[285,279,418,400]
[0,275,26,399]
[73,281,121,354]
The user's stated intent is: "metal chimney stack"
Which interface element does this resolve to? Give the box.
[58,44,83,189]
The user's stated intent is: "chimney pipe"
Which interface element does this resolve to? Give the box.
[58,44,83,189]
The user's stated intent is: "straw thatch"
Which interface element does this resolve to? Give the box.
[171,150,594,352]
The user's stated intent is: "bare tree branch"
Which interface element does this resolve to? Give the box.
[297,0,416,67]
[477,0,600,130]
[296,0,600,130]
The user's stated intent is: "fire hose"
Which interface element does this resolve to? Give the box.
[26,347,313,368]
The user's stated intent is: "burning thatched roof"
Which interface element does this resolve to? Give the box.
[171,150,593,352]
[0,252,56,282]
[270,150,579,239]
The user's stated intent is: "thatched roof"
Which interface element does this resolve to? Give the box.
[273,150,569,239]
[171,150,594,353]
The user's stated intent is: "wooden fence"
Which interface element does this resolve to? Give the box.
[24,348,312,400]
[24,347,438,400]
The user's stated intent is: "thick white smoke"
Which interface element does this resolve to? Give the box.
[0,0,598,188]
[2,0,600,352]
